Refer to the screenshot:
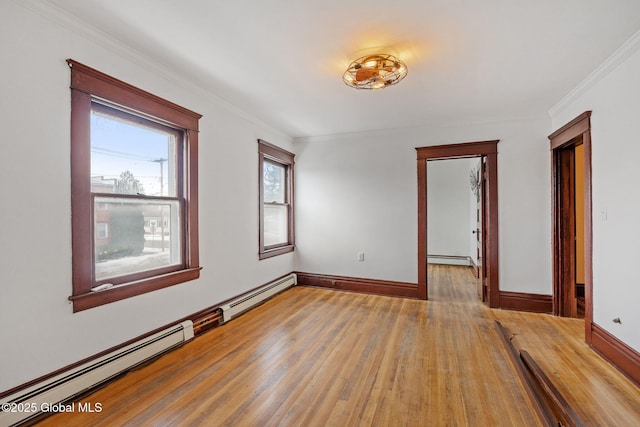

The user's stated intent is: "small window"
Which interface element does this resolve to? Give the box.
[68,59,202,312]
[258,140,294,259]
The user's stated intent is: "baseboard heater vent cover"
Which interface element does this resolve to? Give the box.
[0,321,194,426]
[221,273,297,323]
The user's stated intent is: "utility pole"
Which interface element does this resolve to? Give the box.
[152,158,168,252]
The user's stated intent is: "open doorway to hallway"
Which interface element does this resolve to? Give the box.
[427,157,486,301]
[416,140,499,307]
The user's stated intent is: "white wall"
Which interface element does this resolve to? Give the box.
[294,117,552,292]
[0,1,294,391]
[550,31,640,352]
[427,158,475,259]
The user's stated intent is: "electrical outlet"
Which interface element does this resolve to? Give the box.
[358,252,365,262]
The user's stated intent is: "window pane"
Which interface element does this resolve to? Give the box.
[263,160,286,203]
[96,223,109,239]
[90,106,177,197]
[94,197,182,281]
[264,204,288,247]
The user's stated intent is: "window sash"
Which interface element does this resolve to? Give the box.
[87,101,186,286]
[92,194,185,286]
[263,202,290,248]
[90,102,182,198]
[263,159,288,204]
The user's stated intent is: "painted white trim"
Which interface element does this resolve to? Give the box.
[549,29,640,117]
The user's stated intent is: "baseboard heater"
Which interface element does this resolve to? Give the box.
[221,273,297,323]
[427,255,473,267]
[0,321,194,426]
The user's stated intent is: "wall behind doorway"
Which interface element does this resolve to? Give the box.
[294,117,552,296]
[427,158,477,264]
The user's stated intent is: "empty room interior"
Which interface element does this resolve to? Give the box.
[2,0,640,425]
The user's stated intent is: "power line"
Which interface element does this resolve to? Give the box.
[91,146,165,163]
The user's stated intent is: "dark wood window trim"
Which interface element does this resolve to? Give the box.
[258,139,295,260]
[68,59,202,312]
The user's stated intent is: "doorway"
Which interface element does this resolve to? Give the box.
[416,140,500,308]
[554,143,586,318]
[549,112,593,339]
[426,157,487,301]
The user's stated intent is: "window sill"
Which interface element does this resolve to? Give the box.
[259,245,295,260]
[69,267,201,312]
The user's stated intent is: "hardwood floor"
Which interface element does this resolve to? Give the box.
[491,307,640,425]
[37,266,639,426]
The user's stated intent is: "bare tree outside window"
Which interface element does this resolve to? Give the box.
[116,170,145,195]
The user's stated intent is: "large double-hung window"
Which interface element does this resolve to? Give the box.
[68,60,201,312]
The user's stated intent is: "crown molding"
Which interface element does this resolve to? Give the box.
[549,29,640,117]
[13,0,292,142]
[294,112,548,144]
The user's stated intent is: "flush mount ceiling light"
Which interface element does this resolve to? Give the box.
[342,53,408,90]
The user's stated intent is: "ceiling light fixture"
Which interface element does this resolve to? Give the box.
[342,53,408,90]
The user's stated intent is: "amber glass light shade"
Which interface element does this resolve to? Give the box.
[342,54,408,90]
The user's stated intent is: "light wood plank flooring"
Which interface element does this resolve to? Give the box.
[37,266,639,426]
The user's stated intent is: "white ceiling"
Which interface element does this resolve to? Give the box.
[50,0,640,138]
